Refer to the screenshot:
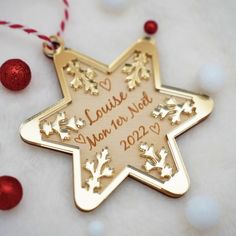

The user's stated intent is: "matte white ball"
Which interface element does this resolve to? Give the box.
[185,195,220,230]
[99,0,128,12]
[197,64,226,94]
[88,220,105,236]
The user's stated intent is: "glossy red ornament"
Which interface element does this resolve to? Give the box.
[0,176,23,210]
[144,20,158,35]
[0,59,31,91]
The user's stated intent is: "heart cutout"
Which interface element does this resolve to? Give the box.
[99,78,111,91]
[74,133,86,144]
[149,122,160,135]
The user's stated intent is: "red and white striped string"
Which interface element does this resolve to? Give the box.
[57,0,70,37]
[0,0,70,43]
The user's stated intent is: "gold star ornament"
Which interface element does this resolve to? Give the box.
[20,36,214,211]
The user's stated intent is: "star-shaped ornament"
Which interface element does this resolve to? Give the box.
[20,35,213,211]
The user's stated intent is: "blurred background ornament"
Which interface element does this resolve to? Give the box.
[197,64,226,94]
[185,195,220,230]
[88,220,105,236]
[98,0,128,13]
[0,59,31,91]
[144,20,158,35]
[0,176,23,210]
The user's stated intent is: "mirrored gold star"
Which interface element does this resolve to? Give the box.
[20,36,213,211]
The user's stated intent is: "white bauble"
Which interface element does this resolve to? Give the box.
[197,64,226,94]
[99,0,128,13]
[185,195,220,230]
[88,220,105,236]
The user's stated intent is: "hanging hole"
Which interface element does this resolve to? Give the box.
[43,36,65,58]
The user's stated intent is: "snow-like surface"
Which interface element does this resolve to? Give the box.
[0,0,235,235]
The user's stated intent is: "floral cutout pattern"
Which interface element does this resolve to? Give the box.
[139,143,173,179]
[40,112,85,141]
[122,52,151,90]
[84,147,113,193]
[64,59,99,95]
[152,97,196,125]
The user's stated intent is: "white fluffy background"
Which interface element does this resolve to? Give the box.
[0,0,235,235]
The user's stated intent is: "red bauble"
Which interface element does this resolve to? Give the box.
[144,20,158,35]
[0,59,31,91]
[0,176,23,210]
